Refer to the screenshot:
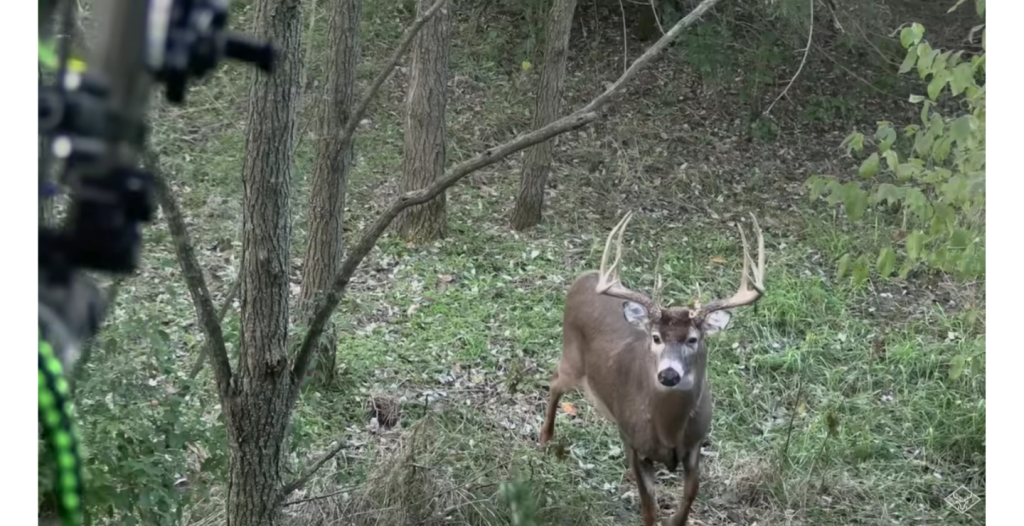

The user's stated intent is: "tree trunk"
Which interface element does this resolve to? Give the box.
[228,0,303,522]
[299,0,362,388]
[510,0,577,231]
[396,0,451,243]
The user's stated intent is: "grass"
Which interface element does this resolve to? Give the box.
[67,1,985,525]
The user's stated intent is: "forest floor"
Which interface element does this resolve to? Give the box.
[79,2,984,525]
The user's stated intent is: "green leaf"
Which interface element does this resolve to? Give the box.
[875,125,897,152]
[859,153,880,179]
[927,70,949,100]
[950,115,972,143]
[908,94,925,103]
[916,43,936,79]
[882,149,899,170]
[932,135,953,163]
[905,231,925,260]
[873,183,903,205]
[977,0,985,17]
[895,162,919,181]
[949,63,976,96]
[876,248,897,277]
[900,24,925,48]
[920,100,932,126]
[950,229,971,249]
[841,132,865,154]
[852,255,870,285]
[806,176,829,201]
[899,44,919,74]
[837,253,851,278]
[843,184,869,221]
[949,354,965,381]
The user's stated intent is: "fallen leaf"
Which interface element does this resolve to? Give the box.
[560,402,577,416]
[711,256,727,264]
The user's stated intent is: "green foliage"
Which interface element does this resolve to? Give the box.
[67,310,226,525]
[806,9,986,281]
[499,479,539,526]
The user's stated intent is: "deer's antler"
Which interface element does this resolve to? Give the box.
[693,213,766,318]
[596,212,661,319]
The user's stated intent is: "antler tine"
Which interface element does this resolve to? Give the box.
[594,212,659,316]
[696,214,767,317]
[599,211,633,283]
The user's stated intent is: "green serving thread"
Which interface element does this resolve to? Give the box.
[39,334,84,526]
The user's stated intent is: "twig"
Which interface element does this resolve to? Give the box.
[579,0,722,114]
[286,0,725,481]
[649,0,665,35]
[280,438,352,498]
[188,275,241,379]
[146,150,233,399]
[618,0,628,74]
[763,0,814,116]
[281,485,360,507]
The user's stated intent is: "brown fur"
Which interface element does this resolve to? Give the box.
[540,271,714,526]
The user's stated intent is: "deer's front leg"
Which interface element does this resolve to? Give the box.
[629,447,659,526]
[667,447,701,526]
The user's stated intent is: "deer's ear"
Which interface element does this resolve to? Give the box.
[702,310,732,336]
[622,301,650,328]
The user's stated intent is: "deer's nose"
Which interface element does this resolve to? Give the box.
[657,368,681,387]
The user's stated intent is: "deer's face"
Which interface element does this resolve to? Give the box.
[622,303,731,391]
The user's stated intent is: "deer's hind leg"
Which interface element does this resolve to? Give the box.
[539,335,584,446]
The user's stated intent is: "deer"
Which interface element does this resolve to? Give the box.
[538,211,766,526]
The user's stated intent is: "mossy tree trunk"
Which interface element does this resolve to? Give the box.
[510,0,577,231]
[396,0,452,242]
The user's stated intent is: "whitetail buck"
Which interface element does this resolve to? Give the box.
[539,211,766,526]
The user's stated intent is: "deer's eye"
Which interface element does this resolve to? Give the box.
[686,337,698,345]
[652,334,662,345]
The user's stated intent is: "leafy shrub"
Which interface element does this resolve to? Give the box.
[806,1,985,282]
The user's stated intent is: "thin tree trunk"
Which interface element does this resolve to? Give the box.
[511,0,578,231]
[227,0,303,522]
[396,0,451,242]
[299,0,362,387]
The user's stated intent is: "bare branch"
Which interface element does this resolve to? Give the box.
[279,439,350,499]
[763,0,813,117]
[188,275,241,379]
[336,0,447,152]
[145,150,233,398]
[579,0,723,114]
[289,111,598,400]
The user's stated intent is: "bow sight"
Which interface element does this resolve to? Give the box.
[39,0,275,282]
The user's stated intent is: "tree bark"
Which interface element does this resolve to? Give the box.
[299,0,362,388]
[396,0,451,242]
[510,0,578,231]
[227,0,303,522]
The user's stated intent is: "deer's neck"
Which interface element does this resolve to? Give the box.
[649,371,707,434]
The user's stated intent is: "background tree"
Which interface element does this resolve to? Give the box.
[396,0,452,242]
[511,0,578,231]
[299,0,363,387]
[227,0,305,520]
